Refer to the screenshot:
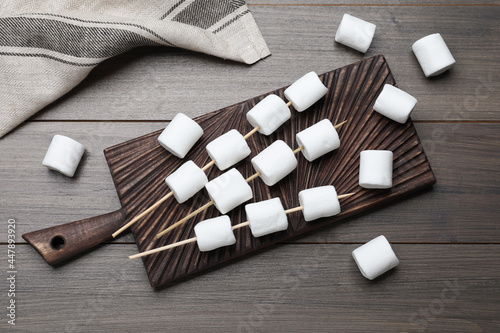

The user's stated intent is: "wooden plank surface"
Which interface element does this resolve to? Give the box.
[2,123,498,243]
[1,1,499,332]
[30,5,499,122]
[3,244,499,332]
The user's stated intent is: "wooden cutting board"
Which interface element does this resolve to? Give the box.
[101,55,436,288]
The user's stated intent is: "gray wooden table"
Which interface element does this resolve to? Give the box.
[1,1,499,332]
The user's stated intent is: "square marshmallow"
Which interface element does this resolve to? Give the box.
[245,198,288,237]
[205,168,253,214]
[352,235,399,280]
[206,129,251,170]
[373,84,418,124]
[296,119,340,162]
[298,186,341,222]
[359,150,393,189]
[412,33,456,77]
[335,14,376,53]
[284,72,328,112]
[158,113,203,159]
[251,140,297,186]
[194,215,236,252]
[246,94,291,135]
[42,135,85,177]
[165,160,208,203]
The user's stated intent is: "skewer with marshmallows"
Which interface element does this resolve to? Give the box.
[130,186,354,259]
[113,72,329,237]
[155,118,347,238]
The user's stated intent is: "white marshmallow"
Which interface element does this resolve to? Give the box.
[158,113,203,159]
[284,72,328,112]
[296,119,340,162]
[359,150,393,189]
[251,140,297,186]
[206,129,251,170]
[335,14,376,53]
[246,94,291,135]
[205,168,253,214]
[352,235,399,280]
[245,198,288,238]
[412,33,456,77]
[165,161,208,203]
[42,135,85,177]
[373,84,418,124]
[194,215,236,252]
[298,186,341,222]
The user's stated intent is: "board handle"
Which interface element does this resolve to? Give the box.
[22,209,125,266]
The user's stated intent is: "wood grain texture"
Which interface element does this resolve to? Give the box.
[29,5,500,122]
[101,55,435,287]
[1,2,498,331]
[7,243,499,332]
[3,123,498,244]
[22,209,124,265]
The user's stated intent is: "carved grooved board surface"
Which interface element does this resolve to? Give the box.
[104,55,436,288]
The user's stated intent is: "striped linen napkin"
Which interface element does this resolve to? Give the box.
[0,0,270,138]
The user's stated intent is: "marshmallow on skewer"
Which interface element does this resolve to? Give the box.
[251,140,298,186]
[299,186,341,222]
[158,113,203,158]
[412,33,456,77]
[194,215,236,252]
[156,120,346,239]
[245,198,288,237]
[119,128,249,236]
[247,95,291,135]
[206,129,252,170]
[359,150,393,189]
[335,14,376,53]
[165,161,208,203]
[352,235,399,280]
[284,72,328,112]
[296,119,340,162]
[205,168,253,214]
[130,189,355,259]
[373,85,418,124]
[42,135,86,177]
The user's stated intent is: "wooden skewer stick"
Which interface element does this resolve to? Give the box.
[132,194,355,259]
[334,120,347,130]
[156,172,262,238]
[112,191,175,238]
[337,192,355,200]
[284,206,304,214]
[129,236,198,259]
[244,126,260,139]
[286,101,293,107]
[201,159,216,172]
[156,200,215,238]
[130,221,251,259]
[232,221,250,230]
[245,171,262,182]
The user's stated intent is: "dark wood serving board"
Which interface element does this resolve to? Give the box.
[102,55,435,288]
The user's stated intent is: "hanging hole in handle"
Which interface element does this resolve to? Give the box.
[50,235,66,250]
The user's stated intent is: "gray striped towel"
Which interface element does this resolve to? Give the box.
[0,0,270,138]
